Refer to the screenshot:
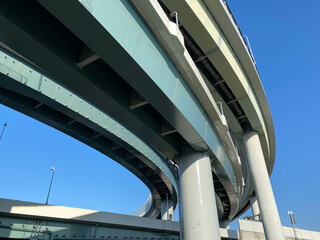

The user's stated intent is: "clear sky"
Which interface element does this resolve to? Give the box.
[0,0,319,232]
[226,0,320,231]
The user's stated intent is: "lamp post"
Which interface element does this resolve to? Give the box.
[46,167,55,204]
[288,211,297,239]
[0,122,7,140]
[310,206,320,209]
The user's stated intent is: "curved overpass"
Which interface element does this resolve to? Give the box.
[0,0,284,239]
[0,48,178,218]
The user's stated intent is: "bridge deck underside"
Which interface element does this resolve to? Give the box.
[0,0,246,222]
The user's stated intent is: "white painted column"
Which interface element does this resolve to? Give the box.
[250,194,261,221]
[243,131,285,240]
[177,152,221,240]
[161,198,173,220]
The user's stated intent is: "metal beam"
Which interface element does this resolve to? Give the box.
[129,89,149,110]
[76,44,100,69]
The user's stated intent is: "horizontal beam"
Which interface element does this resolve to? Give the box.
[0,198,238,239]
[0,198,179,233]
[76,44,100,69]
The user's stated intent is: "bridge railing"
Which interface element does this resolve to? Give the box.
[221,0,257,66]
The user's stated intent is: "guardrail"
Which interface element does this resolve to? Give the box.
[221,0,256,66]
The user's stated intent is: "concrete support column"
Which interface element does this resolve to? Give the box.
[250,194,261,221]
[243,131,285,240]
[177,152,221,240]
[161,197,173,220]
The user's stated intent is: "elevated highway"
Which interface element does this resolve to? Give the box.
[0,0,284,239]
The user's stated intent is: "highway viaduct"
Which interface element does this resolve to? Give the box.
[0,0,284,239]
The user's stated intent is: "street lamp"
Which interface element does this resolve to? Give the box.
[288,211,297,239]
[310,206,320,209]
[0,122,7,140]
[45,167,55,204]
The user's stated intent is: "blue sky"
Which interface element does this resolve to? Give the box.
[227,0,320,231]
[0,0,319,232]
[0,104,149,214]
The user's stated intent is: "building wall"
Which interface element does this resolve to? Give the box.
[238,219,320,240]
